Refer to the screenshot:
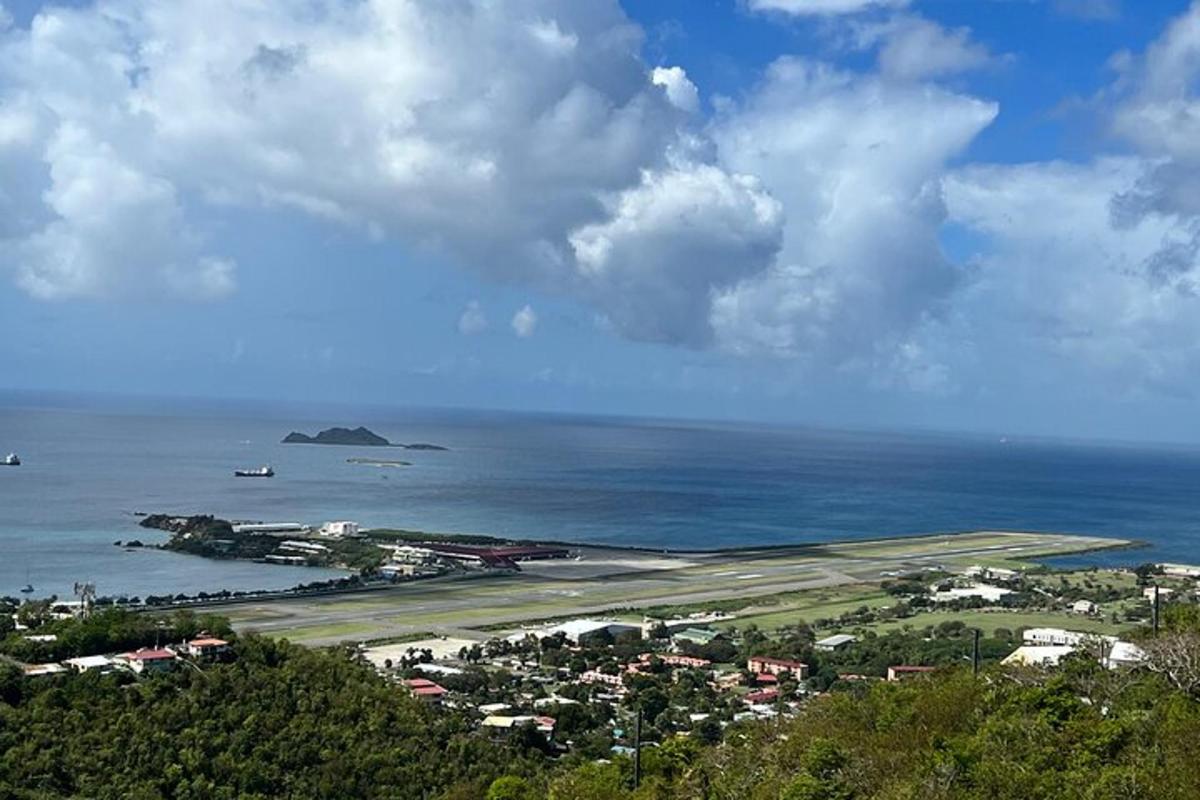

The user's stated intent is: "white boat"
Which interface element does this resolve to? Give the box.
[3,453,19,466]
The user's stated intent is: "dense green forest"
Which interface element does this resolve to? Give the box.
[2,609,1200,798]
[0,636,548,799]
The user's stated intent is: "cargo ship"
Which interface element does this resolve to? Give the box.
[234,465,274,478]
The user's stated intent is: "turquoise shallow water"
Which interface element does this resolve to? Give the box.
[1,400,1196,598]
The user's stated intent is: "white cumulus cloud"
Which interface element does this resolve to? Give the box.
[651,66,700,113]
[457,301,488,336]
[512,305,538,338]
[749,0,909,15]
[708,57,997,364]
[850,15,996,80]
[0,0,779,345]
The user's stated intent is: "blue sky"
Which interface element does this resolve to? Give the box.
[4,0,1200,441]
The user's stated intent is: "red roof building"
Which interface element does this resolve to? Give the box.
[403,678,448,702]
[747,656,809,679]
[743,688,780,704]
[185,637,231,658]
[122,648,176,674]
[640,653,711,669]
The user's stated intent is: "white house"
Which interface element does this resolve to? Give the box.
[64,655,116,673]
[184,637,231,658]
[121,648,177,674]
[1023,628,1090,647]
[964,565,1021,581]
[1071,600,1098,615]
[1104,641,1147,669]
[1003,645,1078,668]
[319,521,361,539]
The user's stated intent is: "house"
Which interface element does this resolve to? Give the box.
[814,634,857,652]
[380,562,443,579]
[319,520,361,539]
[747,656,809,679]
[403,678,447,703]
[580,670,625,688]
[65,655,116,674]
[1104,641,1146,669]
[964,565,1021,582]
[121,648,177,674]
[887,665,936,682]
[1071,600,1098,615]
[1143,586,1174,601]
[743,688,780,704]
[184,637,231,659]
[714,671,745,690]
[641,653,711,669]
[481,715,556,736]
[931,584,1013,603]
[1002,645,1077,668]
[1023,627,1089,647]
[533,696,579,709]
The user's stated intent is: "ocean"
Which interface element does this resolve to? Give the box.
[1,399,1197,599]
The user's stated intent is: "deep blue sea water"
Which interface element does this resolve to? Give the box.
[1,400,1198,598]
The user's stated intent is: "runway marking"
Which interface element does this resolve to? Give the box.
[736,573,764,580]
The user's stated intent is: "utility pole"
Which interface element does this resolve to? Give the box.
[633,707,643,790]
[972,628,981,676]
[1152,584,1160,637]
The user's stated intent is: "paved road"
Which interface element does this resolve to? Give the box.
[196,531,1127,647]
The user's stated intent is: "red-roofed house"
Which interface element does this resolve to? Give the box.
[184,637,231,659]
[743,688,780,705]
[640,653,711,669]
[747,656,809,679]
[403,678,448,703]
[122,648,176,675]
[887,666,937,682]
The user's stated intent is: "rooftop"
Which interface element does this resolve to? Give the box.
[124,648,175,661]
[815,634,857,647]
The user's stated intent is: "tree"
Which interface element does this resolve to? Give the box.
[486,775,537,800]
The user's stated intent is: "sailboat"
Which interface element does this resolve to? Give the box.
[20,567,33,594]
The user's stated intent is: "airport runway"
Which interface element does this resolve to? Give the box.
[200,530,1129,647]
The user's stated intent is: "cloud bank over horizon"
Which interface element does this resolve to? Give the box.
[3,0,1200,421]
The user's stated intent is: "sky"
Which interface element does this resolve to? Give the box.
[4,0,1200,442]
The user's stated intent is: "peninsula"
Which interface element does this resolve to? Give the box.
[282,426,448,450]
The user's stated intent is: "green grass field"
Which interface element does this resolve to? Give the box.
[861,609,1133,637]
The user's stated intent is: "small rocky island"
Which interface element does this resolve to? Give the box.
[282,426,447,450]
